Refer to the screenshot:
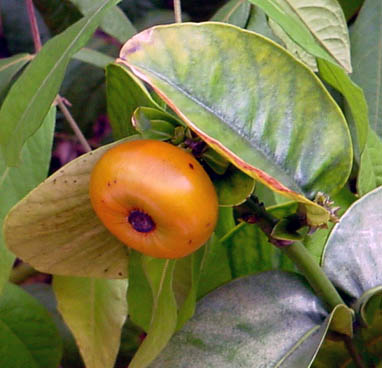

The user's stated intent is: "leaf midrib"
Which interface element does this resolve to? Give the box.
[131,64,303,193]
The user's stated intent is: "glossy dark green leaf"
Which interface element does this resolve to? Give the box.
[0,106,55,295]
[357,129,382,196]
[0,0,118,166]
[0,283,62,368]
[73,47,114,68]
[318,58,369,160]
[71,0,136,43]
[350,0,382,137]
[129,259,177,368]
[0,53,32,101]
[53,276,128,368]
[322,186,382,302]
[106,63,160,139]
[213,166,255,206]
[151,271,331,367]
[119,23,352,227]
[211,0,251,27]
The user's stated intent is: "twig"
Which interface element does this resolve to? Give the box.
[26,0,42,52]
[56,96,92,152]
[174,0,182,23]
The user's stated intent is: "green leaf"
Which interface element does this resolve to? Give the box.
[106,63,160,139]
[73,47,114,68]
[3,137,141,279]
[268,18,318,71]
[278,0,351,72]
[129,259,177,368]
[337,0,364,20]
[213,165,255,206]
[0,283,62,368]
[71,0,136,43]
[150,271,332,367]
[247,0,345,70]
[0,53,32,101]
[132,107,180,141]
[245,5,280,41]
[350,0,382,137]
[318,58,369,160]
[0,106,55,295]
[197,233,232,298]
[127,250,154,332]
[53,276,128,368]
[119,23,352,226]
[0,0,118,166]
[357,129,382,196]
[211,0,251,27]
[322,186,382,302]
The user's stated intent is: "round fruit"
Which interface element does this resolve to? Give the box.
[89,139,218,259]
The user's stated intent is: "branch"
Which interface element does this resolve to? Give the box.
[26,0,42,52]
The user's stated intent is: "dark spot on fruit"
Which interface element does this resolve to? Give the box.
[113,179,117,184]
[206,223,211,227]
[189,163,194,169]
[104,268,109,272]
[107,182,111,187]
[188,239,192,244]
[128,210,155,233]
[73,180,77,183]
[118,272,123,276]
[64,180,68,184]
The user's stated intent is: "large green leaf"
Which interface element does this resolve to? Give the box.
[3,138,141,279]
[322,186,382,302]
[106,63,160,139]
[71,0,136,43]
[150,271,337,367]
[0,283,62,368]
[211,0,251,27]
[119,23,352,226]
[350,0,382,137]
[0,106,55,295]
[0,0,118,166]
[53,276,128,368]
[357,129,382,196]
[0,53,32,101]
[129,259,177,368]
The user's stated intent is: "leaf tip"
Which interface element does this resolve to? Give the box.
[120,28,154,59]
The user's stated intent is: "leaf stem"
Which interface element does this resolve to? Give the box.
[174,0,182,23]
[56,96,92,152]
[26,0,42,53]
[281,241,344,310]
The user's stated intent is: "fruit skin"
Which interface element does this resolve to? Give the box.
[89,139,218,259]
